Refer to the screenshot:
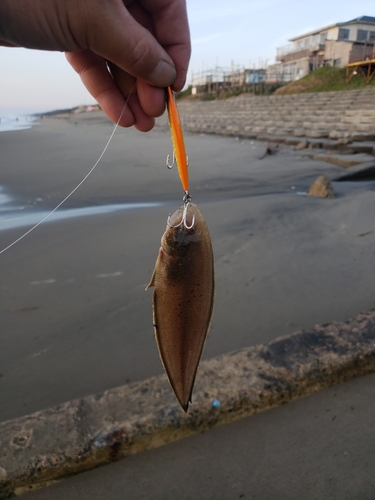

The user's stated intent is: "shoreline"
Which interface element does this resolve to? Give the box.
[0,114,39,133]
[1,112,375,422]
[1,106,375,496]
[1,92,375,497]
[0,104,99,133]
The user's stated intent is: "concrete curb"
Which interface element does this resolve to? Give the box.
[1,308,375,497]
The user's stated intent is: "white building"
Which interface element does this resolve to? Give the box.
[267,16,375,82]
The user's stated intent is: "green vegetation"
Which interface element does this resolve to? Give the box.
[200,92,216,101]
[175,67,375,100]
[175,86,192,99]
[218,89,244,99]
[274,66,375,95]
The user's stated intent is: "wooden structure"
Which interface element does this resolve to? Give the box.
[191,67,267,97]
[346,58,375,83]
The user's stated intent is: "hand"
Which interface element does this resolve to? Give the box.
[0,0,191,131]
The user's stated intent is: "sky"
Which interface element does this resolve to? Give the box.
[0,0,374,114]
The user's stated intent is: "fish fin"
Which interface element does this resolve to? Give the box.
[181,401,189,413]
[146,248,164,291]
[145,268,156,291]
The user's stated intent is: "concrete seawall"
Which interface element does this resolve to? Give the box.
[1,308,375,496]
[158,88,375,150]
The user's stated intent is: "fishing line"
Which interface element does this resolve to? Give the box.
[0,88,136,255]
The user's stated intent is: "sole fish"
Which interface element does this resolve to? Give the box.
[146,202,214,412]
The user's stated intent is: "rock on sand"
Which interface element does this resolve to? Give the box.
[308,175,334,198]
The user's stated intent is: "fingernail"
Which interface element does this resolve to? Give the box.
[149,59,176,87]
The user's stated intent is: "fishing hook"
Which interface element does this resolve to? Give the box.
[166,152,175,169]
[166,153,189,170]
[167,191,195,229]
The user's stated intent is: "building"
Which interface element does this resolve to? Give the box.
[191,67,266,96]
[267,16,375,82]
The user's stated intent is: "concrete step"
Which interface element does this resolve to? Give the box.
[329,130,375,141]
[344,109,375,116]
[341,115,375,124]
[161,88,375,150]
[334,123,374,132]
[304,129,330,138]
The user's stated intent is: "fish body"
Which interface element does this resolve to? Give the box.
[146,203,214,411]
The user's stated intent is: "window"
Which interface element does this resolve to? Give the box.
[333,58,342,67]
[357,30,368,41]
[338,28,350,40]
[370,31,375,41]
[320,32,328,43]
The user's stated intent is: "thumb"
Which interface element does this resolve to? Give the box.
[87,4,177,87]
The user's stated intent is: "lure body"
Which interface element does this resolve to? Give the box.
[146,203,214,412]
[167,87,189,192]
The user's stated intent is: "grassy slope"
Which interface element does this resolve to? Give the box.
[274,66,375,95]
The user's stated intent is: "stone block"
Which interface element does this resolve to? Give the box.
[305,130,329,138]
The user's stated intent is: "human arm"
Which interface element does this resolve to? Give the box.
[0,0,191,131]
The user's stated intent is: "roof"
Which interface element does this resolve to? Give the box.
[346,16,375,24]
[289,15,375,41]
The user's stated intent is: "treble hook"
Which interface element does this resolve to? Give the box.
[166,153,189,170]
[167,191,195,229]
[166,152,175,169]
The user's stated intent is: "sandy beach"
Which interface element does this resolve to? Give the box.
[1,110,375,422]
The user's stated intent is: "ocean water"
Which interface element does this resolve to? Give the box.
[0,106,44,132]
[0,202,163,232]
[0,185,162,232]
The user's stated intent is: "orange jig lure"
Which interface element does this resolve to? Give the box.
[166,86,189,193]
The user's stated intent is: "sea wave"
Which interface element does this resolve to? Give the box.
[0,113,39,133]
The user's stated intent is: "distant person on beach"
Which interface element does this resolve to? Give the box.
[0,0,191,132]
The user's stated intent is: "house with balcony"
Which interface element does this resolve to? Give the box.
[267,15,375,82]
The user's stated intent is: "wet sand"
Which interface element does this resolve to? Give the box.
[1,111,375,421]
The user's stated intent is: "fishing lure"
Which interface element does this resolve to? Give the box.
[165,86,189,192]
[146,87,215,412]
